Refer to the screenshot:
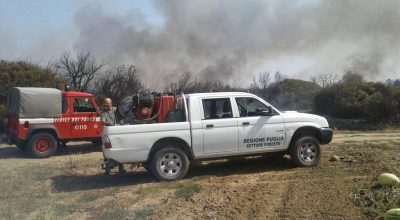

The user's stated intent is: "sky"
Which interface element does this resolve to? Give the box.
[0,0,163,62]
[1,0,400,89]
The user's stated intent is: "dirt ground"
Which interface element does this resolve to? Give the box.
[0,130,400,219]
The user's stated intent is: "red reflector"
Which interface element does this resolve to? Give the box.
[104,143,112,149]
[103,135,112,148]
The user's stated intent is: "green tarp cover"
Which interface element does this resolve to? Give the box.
[7,87,62,118]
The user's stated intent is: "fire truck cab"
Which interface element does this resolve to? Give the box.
[7,87,103,158]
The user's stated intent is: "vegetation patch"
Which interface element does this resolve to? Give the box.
[134,206,155,219]
[190,175,213,181]
[54,202,82,216]
[175,181,202,199]
[100,207,128,220]
[77,191,103,203]
[363,143,393,150]
[135,186,162,198]
[316,167,355,176]
[351,182,400,219]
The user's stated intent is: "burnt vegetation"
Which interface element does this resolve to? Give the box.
[0,53,400,132]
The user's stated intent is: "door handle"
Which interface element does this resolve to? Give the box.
[242,122,250,126]
[206,124,214,128]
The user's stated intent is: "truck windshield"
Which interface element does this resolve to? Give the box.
[73,98,96,113]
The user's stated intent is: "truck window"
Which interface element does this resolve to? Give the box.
[202,98,233,119]
[236,97,269,117]
[73,98,96,113]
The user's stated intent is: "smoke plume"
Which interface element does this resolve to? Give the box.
[73,0,400,88]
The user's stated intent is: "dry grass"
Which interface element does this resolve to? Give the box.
[0,131,399,219]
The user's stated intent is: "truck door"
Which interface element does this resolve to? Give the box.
[235,97,285,152]
[201,98,238,155]
[70,97,100,138]
[54,96,72,139]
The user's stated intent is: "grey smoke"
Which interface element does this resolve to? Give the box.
[73,0,400,88]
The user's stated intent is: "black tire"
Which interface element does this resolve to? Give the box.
[289,136,320,167]
[27,132,58,158]
[150,147,190,181]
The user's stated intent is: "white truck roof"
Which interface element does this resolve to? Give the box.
[185,92,254,98]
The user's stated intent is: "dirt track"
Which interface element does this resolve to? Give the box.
[0,131,399,219]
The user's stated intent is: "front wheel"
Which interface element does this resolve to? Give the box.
[150,147,189,181]
[289,136,320,167]
[27,133,58,158]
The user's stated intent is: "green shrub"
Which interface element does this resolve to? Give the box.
[175,182,202,199]
[134,206,154,219]
[313,82,400,121]
[351,183,400,219]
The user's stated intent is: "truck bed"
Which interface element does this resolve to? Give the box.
[103,122,191,163]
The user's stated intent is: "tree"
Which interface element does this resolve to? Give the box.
[273,71,286,85]
[313,82,399,121]
[93,65,144,104]
[341,71,364,84]
[268,79,321,111]
[168,72,194,93]
[250,71,271,100]
[311,73,339,88]
[54,51,105,92]
[394,79,400,87]
[168,72,236,94]
[0,60,64,132]
[385,79,400,87]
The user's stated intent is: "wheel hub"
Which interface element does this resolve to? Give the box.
[35,138,50,153]
[160,153,182,177]
[299,142,316,162]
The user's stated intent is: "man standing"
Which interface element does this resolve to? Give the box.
[101,97,125,173]
[100,98,117,126]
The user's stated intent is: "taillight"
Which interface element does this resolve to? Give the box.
[102,135,112,149]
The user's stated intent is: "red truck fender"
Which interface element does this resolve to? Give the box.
[25,124,60,141]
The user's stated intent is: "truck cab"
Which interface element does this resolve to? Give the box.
[7,87,102,158]
[60,91,102,139]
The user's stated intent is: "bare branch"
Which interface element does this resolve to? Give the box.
[54,51,105,91]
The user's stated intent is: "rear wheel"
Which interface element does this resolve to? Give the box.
[27,132,58,158]
[289,136,320,167]
[150,147,189,181]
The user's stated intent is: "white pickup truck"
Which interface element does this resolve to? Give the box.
[102,92,333,181]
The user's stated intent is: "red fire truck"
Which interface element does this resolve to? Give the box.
[6,87,103,158]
